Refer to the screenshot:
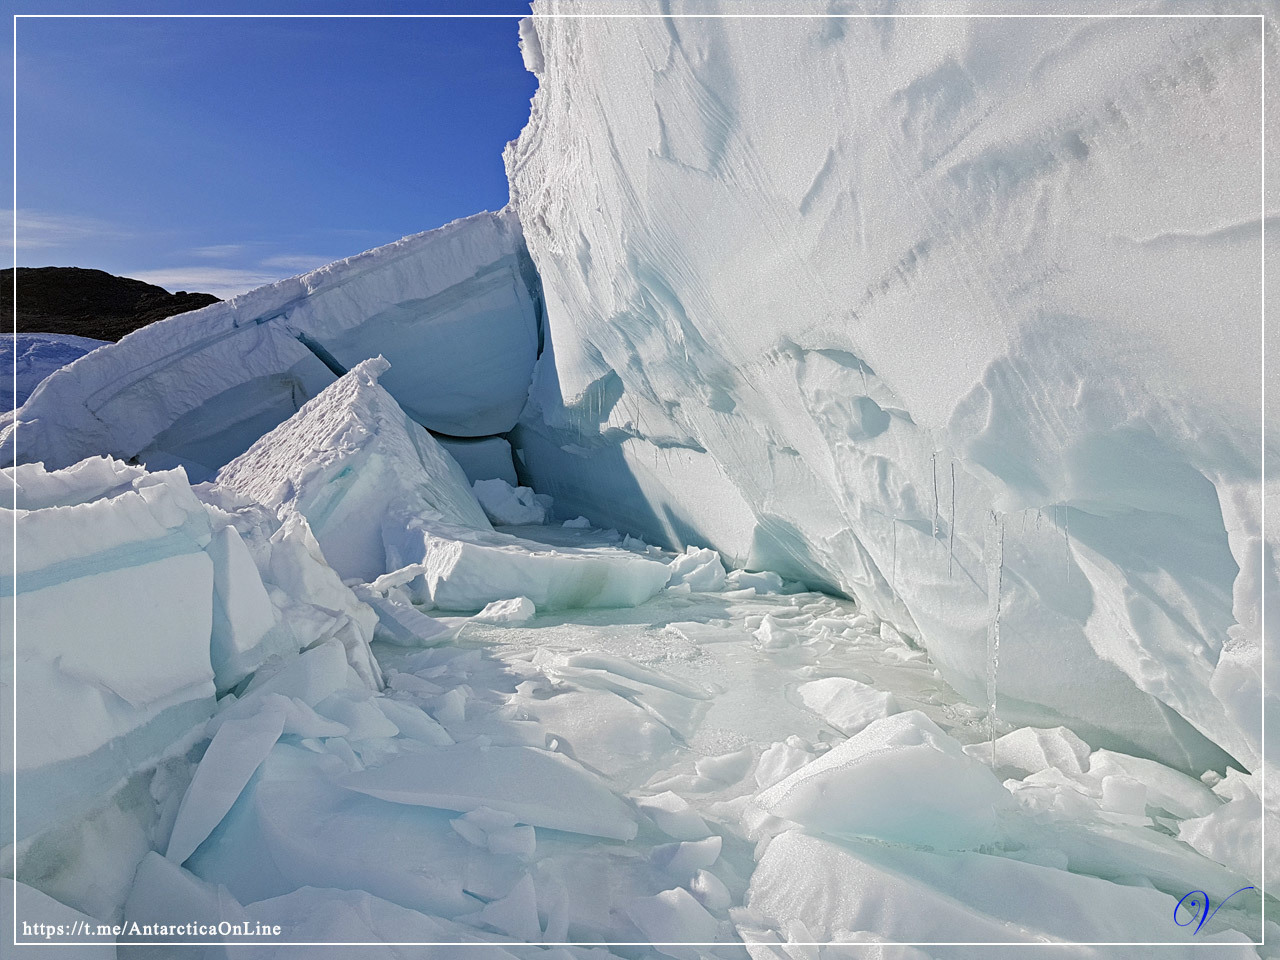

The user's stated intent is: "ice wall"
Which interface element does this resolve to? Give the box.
[2,209,540,479]
[506,3,1271,770]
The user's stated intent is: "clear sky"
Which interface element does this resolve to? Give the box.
[10,2,538,298]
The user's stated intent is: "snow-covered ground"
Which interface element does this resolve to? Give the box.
[0,333,107,412]
[2,4,1273,956]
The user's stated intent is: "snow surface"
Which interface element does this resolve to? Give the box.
[0,333,106,412]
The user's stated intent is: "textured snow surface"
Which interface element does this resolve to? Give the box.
[0,333,106,412]
[217,356,491,580]
[3,208,539,476]
[506,3,1270,775]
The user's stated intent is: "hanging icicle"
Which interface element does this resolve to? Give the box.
[984,510,1005,764]
[891,517,898,595]
[1064,505,1071,585]
[931,453,940,538]
[948,461,956,578]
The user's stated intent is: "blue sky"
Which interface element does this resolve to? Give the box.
[9,3,538,297]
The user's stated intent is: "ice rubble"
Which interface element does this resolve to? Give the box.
[2,208,540,478]
[216,355,492,581]
[506,3,1270,774]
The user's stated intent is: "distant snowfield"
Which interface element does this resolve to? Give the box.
[2,4,1274,955]
[0,333,107,412]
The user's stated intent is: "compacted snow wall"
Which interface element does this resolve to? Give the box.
[506,3,1272,770]
[2,209,541,480]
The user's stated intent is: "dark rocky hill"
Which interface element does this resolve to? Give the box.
[2,267,220,341]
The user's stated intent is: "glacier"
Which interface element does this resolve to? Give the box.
[3,3,1274,955]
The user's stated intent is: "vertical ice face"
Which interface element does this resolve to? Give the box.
[2,209,541,478]
[506,5,1267,770]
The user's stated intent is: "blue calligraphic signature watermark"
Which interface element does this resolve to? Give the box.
[1174,886,1255,935]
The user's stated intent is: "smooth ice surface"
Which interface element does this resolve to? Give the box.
[741,830,1258,953]
[5,209,539,474]
[217,357,491,581]
[340,743,639,840]
[756,711,1012,849]
[0,332,106,412]
[166,706,288,864]
[3,879,116,957]
[507,4,1266,771]
[386,519,671,612]
[437,435,520,486]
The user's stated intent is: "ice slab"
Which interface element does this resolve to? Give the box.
[3,460,218,841]
[963,725,1092,782]
[755,711,1011,849]
[167,706,288,864]
[217,357,490,582]
[339,743,638,840]
[665,546,727,592]
[741,830,1259,951]
[473,478,551,525]
[386,520,671,612]
[636,792,712,841]
[6,208,539,472]
[626,887,720,958]
[474,596,537,623]
[796,676,899,736]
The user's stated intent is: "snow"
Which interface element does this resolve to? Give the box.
[796,676,899,737]
[0,332,107,412]
[506,4,1266,774]
[474,596,537,624]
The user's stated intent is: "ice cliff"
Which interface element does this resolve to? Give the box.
[504,3,1272,773]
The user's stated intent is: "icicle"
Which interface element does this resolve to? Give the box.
[948,462,956,578]
[1064,505,1071,585]
[891,517,898,595]
[984,510,1005,764]
[931,454,939,538]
